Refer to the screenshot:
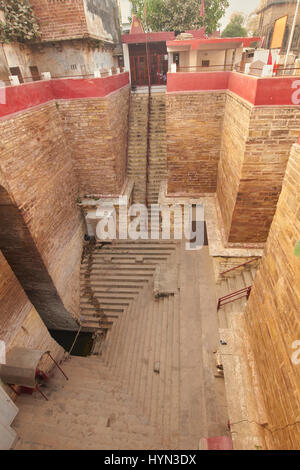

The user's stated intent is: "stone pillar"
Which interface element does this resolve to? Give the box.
[168,52,173,72]
[9,76,19,86]
[189,49,198,72]
[41,72,51,80]
[122,43,131,82]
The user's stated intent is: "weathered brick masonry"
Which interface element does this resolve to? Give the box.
[244,143,300,450]
[59,85,130,196]
[0,78,130,339]
[166,91,226,196]
[30,0,88,41]
[0,250,64,371]
[0,102,84,329]
[219,94,300,244]
[216,93,251,242]
[166,72,300,244]
[30,0,121,43]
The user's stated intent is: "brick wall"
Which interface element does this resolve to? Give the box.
[59,85,130,196]
[30,0,88,41]
[30,0,121,43]
[0,102,84,329]
[0,251,64,372]
[217,92,300,244]
[166,91,226,196]
[217,93,251,241]
[244,143,300,449]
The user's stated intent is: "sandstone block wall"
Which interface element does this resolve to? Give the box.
[59,85,130,196]
[217,93,251,242]
[217,92,300,244]
[0,102,84,329]
[0,251,64,372]
[244,143,300,449]
[166,91,226,196]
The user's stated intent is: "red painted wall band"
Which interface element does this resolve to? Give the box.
[1,71,299,119]
[167,72,300,107]
[0,73,130,118]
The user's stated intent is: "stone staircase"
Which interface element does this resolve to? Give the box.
[216,264,258,329]
[12,240,183,450]
[127,93,148,204]
[12,355,169,450]
[214,262,267,450]
[80,239,176,334]
[127,91,167,205]
[12,242,230,450]
[148,94,167,205]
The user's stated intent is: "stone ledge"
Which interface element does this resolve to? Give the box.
[159,181,264,258]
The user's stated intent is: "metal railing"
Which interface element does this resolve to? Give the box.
[175,63,300,77]
[177,64,234,72]
[220,257,260,277]
[0,67,126,88]
[217,286,252,311]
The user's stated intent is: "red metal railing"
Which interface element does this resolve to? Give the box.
[175,63,300,77]
[220,257,260,276]
[217,286,252,311]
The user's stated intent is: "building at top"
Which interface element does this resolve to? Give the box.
[0,0,123,84]
[256,0,300,52]
[166,36,260,74]
[119,0,132,34]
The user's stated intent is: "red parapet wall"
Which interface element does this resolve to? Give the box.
[0,73,130,118]
[167,72,231,93]
[167,72,300,106]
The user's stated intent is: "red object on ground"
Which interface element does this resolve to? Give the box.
[200,437,233,450]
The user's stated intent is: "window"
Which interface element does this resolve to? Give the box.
[202,60,210,67]
[9,67,23,83]
[29,66,40,81]
[174,53,179,66]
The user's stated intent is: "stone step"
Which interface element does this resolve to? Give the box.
[14,421,164,450]
[81,298,130,306]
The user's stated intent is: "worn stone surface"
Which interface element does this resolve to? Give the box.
[244,143,300,450]
[166,91,226,196]
[217,92,300,243]
[0,250,64,375]
[30,0,121,43]
[0,102,83,329]
[59,85,130,196]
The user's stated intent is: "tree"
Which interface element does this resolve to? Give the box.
[130,0,229,35]
[0,0,40,43]
[221,12,248,38]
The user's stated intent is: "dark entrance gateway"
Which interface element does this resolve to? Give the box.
[122,15,175,88]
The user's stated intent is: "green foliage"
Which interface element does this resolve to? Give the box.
[221,12,248,38]
[130,0,229,34]
[295,241,300,258]
[0,0,40,43]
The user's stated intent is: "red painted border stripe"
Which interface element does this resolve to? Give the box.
[0,73,130,118]
[167,72,300,106]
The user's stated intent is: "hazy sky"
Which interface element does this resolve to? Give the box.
[220,0,261,29]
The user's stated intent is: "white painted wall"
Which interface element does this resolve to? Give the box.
[0,383,18,450]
